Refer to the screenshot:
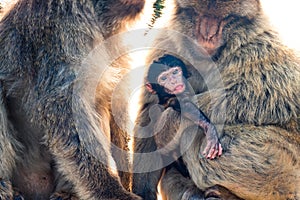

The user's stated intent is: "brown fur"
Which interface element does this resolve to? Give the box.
[132,0,300,199]
[0,0,144,199]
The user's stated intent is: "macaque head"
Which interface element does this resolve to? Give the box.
[146,54,189,96]
[173,0,262,56]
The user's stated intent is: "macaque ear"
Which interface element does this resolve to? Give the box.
[145,82,156,94]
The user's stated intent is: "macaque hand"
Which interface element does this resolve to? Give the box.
[202,126,222,159]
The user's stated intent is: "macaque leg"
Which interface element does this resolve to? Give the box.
[183,125,300,200]
[205,185,242,200]
[160,167,205,200]
[158,125,242,200]
[161,168,241,200]
[160,163,241,200]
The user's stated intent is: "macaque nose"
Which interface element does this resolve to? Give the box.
[196,15,224,55]
[199,16,220,40]
[170,76,177,84]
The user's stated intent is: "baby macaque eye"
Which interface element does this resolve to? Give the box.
[173,67,182,75]
[160,76,167,81]
[173,69,179,75]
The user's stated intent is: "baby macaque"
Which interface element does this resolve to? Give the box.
[146,54,222,159]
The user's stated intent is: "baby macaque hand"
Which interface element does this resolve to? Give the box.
[202,125,222,159]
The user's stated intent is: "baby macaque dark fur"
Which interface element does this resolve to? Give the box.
[146,54,222,159]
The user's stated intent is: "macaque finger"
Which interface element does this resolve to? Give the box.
[211,146,220,159]
[218,143,223,156]
[211,143,223,158]
[202,144,210,157]
[203,143,215,159]
[203,142,222,159]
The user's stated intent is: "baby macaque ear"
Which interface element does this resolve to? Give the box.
[145,82,156,94]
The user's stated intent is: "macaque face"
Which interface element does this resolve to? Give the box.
[157,67,186,95]
[174,0,261,56]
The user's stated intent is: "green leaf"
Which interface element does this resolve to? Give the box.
[145,0,166,35]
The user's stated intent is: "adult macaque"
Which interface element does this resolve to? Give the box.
[146,54,222,159]
[0,0,145,199]
[132,0,300,199]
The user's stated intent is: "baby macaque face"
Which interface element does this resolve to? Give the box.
[157,66,186,95]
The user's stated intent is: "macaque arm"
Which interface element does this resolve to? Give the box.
[178,94,222,159]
